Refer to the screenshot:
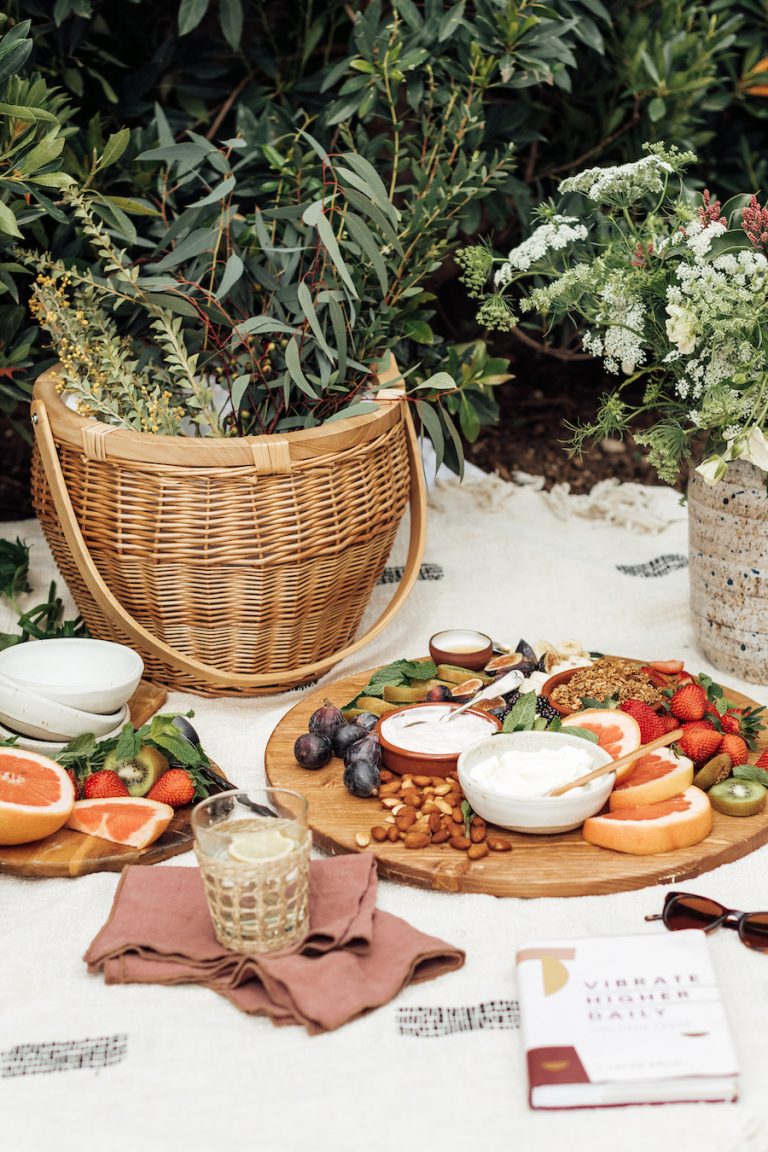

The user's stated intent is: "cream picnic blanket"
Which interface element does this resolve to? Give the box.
[2,466,766,1152]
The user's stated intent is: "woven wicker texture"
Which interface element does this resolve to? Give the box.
[32,372,414,696]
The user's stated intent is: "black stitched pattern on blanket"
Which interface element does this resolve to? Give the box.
[616,554,688,578]
[378,562,444,584]
[1,1034,128,1077]
[397,1000,520,1037]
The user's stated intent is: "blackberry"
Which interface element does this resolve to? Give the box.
[503,689,521,708]
[535,695,559,723]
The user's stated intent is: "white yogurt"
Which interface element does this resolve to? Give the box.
[381,706,496,755]
[465,744,597,798]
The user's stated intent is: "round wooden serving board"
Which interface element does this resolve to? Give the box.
[265,664,768,897]
[0,680,215,879]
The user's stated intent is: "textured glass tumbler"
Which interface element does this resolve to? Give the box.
[191,788,310,954]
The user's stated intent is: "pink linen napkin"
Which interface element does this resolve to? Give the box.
[85,854,464,1034]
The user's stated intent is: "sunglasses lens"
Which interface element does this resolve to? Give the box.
[664,894,725,930]
[741,913,768,951]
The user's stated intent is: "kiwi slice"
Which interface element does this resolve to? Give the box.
[103,746,169,797]
[708,778,767,817]
[693,753,732,792]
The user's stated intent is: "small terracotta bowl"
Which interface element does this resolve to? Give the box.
[428,629,494,672]
[375,702,502,778]
[541,666,665,718]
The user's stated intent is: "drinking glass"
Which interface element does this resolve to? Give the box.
[191,788,310,954]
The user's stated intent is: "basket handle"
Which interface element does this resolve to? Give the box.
[30,395,427,690]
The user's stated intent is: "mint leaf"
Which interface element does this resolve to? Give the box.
[560,725,599,744]
[355,658,437,698]
[502,690,537,732]
[114,722,142,761]
[734,763,768,787]
[56,732,98,766]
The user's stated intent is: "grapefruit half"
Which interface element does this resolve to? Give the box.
[0,747,75,845]
[66,797,174,849]
[582,786,712,855]
[609,748,694,810]
[561,708,641,779]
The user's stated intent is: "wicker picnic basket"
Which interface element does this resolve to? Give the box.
[30,357,426,696]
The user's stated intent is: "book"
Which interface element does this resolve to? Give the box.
[516,930,738,1109]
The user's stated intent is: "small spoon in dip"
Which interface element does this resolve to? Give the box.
[400,668,524,727]
[547,727,684,796]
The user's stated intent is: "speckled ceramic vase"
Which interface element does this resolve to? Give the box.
[689,459,768,683]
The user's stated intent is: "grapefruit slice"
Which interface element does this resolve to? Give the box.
[66,797,173,849]
[609,747,694,810]
[561,708,641,779]
[582,786,712,855]
[0,747,75,845]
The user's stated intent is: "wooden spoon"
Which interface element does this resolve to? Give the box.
[547,727,684,797]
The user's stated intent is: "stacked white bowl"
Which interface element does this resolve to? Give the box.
[0,639,144,754]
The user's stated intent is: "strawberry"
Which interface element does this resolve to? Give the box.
[719,712,741,735]
[720,733,749,767]
[147,768,195,808]
[755,750,768,769]
[679,726,722,766]
[83,770,129,799]
[648,660,685,675]
[619,699,667,743]
[691,717,715,730]
[670,682,708,722]
[67,769,80,800]
[658,713,679,734]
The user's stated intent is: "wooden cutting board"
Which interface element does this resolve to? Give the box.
[0,680,208,879]
[265,664,768,897]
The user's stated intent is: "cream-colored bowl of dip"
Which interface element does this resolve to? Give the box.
[376,703,502,778]
[457,730,614,833]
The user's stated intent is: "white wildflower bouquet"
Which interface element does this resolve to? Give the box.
[457,143,768,486]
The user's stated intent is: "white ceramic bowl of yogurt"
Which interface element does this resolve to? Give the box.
[457,730,614,833]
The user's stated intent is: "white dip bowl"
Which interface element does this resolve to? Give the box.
[0,639,143,714]
[457,730,615,834]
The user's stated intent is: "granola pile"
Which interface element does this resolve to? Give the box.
[550,657,663,712]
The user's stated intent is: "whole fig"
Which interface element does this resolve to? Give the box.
[343,758,380,798]
[331,723,366,758]
[354,711,379,732]
[294,733,333,770]
[343,732,381,770]
[308,698,344,739]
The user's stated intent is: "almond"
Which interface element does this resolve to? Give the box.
[381,798,400,809]
[404,830,430,849]
[428,812,441,834]
[470,824,487,843]
[434,798,453,815]
[448,835,470,851]
[379,782,402,797]
[396,808,417,832]
[370,826,389,842]
[451,808,465,824]
[431,829,450,845]
[412,775,432,788]
[402,791,422,809]
[433,783,452,796]
[487,837,513,852]
[467,842,489,860]
[379,770,394,783]
[421,801,439,814]
[387,826,400,843]
[355,832,371,849]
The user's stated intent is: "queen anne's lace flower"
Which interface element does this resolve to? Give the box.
[494,215,587,284]
[665,304,697,354]
[559,155,672,206]
[684,219,727,258]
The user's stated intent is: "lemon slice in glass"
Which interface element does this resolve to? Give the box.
[227,829,295,863]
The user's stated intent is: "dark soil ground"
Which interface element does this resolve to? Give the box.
[0,342,678,523]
